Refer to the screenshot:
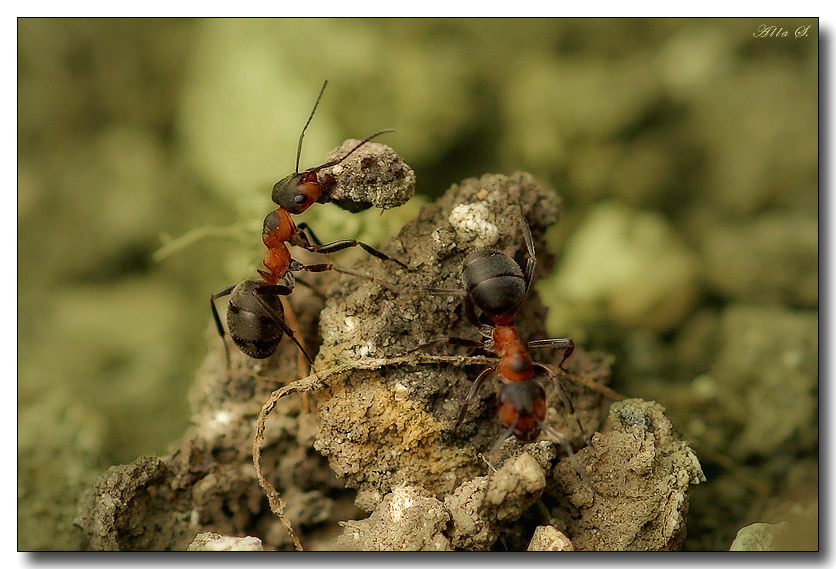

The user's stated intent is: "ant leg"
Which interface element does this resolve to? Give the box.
[462,296,493,334]
[293,275,327,301]
[402,335,485,356]
[533,363,588,444]
[480,423,516,508]
[331,266,399,290]
[304,235,409,270]
[296,223,407,269]
[279,295,317,412]
[518,204,537,294]
[541,424,601,496]
[391,335,493,433]
[279,296,310,379]
[210,285,236,371]
[453,366,496,433]
[295,221,324,247]
[252,285,317,369]
[426,287,467,297]
[290,260,399,291]
[526,337,575,370]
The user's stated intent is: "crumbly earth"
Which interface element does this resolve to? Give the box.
[549,398,706,551]
[73,310,339,551]
[312,172,610,512]
[74,166,704,551]
[188,532,265,551]
[311,172,704,550]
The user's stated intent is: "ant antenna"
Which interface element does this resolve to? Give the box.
[313,129,396,172]
[295,80,329,174]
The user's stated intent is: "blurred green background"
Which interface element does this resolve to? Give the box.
[18,18,817,551]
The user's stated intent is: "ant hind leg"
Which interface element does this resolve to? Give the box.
[541,424,601,497]
[252,287,319,378]
[210,285,236,375]
[480,424,516,510]
[533,363,590,445]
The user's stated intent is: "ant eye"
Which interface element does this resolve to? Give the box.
[294,194,307,205]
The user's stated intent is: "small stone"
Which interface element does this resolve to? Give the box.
[729,522,788,551]
[527,525,575,551]
[187,532,264,551]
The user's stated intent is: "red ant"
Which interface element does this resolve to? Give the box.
[403,204,597,492]
[211,80,406,367]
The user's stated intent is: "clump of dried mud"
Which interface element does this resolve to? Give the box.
[320,139,416,212]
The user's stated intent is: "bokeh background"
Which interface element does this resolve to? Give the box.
[18,18,818,551]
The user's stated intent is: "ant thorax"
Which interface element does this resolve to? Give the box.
[493,326,535,383]
[262,209,295,249]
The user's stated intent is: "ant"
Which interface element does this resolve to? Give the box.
[211,80,406,368]
[403,203,597,493]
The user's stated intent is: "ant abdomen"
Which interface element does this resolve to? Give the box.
[226,280,286,359]
[461,249,526,319]
[497,381,547,442]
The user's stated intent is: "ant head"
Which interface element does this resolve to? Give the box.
[271,172,321,214]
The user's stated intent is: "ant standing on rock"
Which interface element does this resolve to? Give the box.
[402,203,597,492]
[211,80,407,369]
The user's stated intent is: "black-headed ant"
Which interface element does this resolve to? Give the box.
[403,204,597,492]
[211,81,406,369]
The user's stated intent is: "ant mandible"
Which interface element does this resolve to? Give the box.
[404,203,596,491]
[211,80,406,367]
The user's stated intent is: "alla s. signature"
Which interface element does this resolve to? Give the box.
[753,24,812,38]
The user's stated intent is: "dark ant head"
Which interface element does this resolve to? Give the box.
[497,381,547,442]
[461,249,526,322]
[271,171,322,214]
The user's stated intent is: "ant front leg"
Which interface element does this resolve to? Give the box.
[387,334,492,433]
[453,365,496,433]
[295,221,325,247]
[517,203,538,295]
[401,335,485,356]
